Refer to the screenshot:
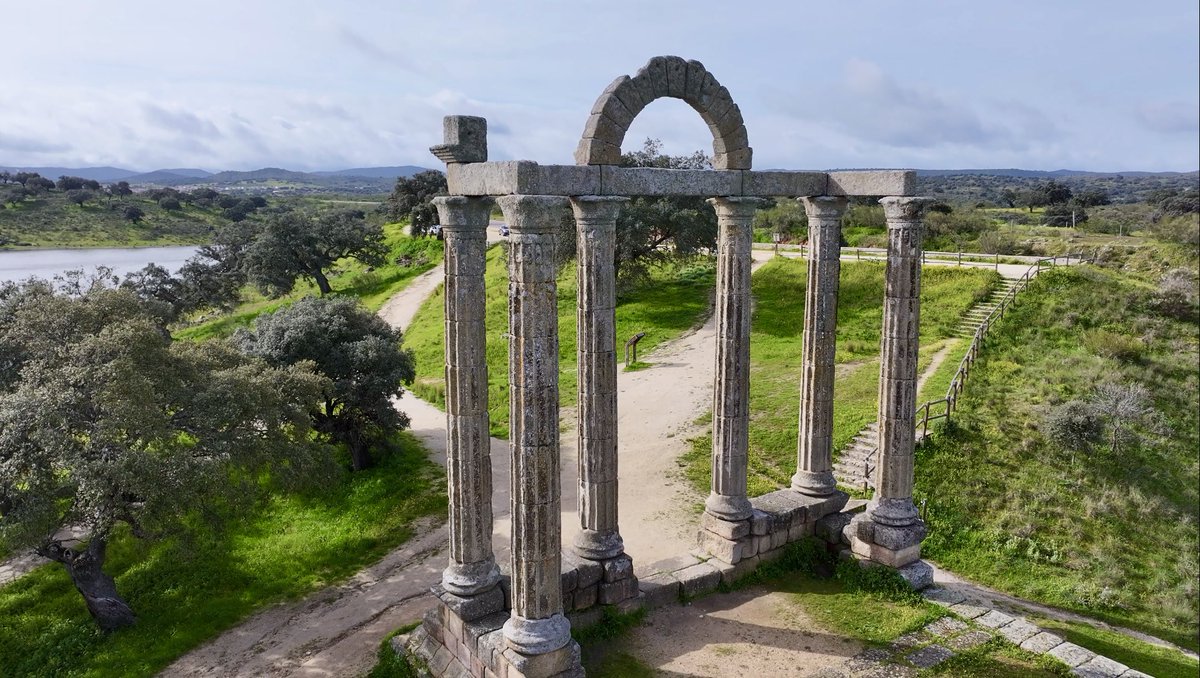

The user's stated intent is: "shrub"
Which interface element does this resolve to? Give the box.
[1044,400,1102,460]
[1151,268,1199,321]
[1083,329,1144,362]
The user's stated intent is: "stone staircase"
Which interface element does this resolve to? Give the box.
[951,278,1020,339]
[833,276,1020,491]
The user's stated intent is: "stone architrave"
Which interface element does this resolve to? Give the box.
[705,197,764,522]
[868,197,930,527]
[570,196,629,561]
[433,196,501,597]
[495,194,573,656]
[792,196,848,497]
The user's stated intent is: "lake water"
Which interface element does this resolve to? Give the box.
[0,245,201,285]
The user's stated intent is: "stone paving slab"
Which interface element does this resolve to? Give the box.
[905,644,954,669]
[1070,655,1129,677]
[949,602,989,619]
[946,630,993,650]
[889,631,930,650]
[921,586,966,607]
[976,609,1015,628]
[997,618,1041,644]
[1047,641,1098,668]
[924,616,968,637]
[1020,631,1065,654]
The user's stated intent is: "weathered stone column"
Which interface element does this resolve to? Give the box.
[496,194,573,656]
[570,196,628,561]
[705,197,763,522]
[791,196,848,497]
[434,196,501,597]
[869,196,929,528]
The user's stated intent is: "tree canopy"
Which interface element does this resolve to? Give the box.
[240,208,386,296]
[234,296,416,471]
[385,170,447,233]
[0,282,330,631]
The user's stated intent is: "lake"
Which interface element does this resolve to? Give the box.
[0,245,201,285]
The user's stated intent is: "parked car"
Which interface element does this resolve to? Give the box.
[499,224,510,237]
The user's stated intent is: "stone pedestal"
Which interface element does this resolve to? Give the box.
[570,196,628,563]
[495,195,575,660]
[434,196,502,598]
[850,196,930,573]
[705,197,762,523]
[791,196,848,497]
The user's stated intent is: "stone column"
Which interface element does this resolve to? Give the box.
[705,197,763,522]
[570,196,628,560]
[434,196,501,597]
[496,194,572,656]
[869,197,929,527]
[791,196,848,497]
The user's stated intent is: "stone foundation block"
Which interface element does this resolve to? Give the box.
[601,554,633,583]
[614,591,646,615]
[478,629,506,673]
[423,607,445,644]
[674,561,721,598]
[897,560,934,590]
[753,534,771,556]
[701,511,750,540]
[697,529,741,564]
[1020,631,1064,654]
[599,575,639,604]
[560,563,578,595]
[788,522,814,542]
[849,537,921,568]
[827,170,916,197]
[435,584,506,623]
[1046,642,1097,668]
[721,554,760,585]
[501,640,581,678]
[750,510,770,536]
[565,555,602,589]
[873,522,927,551]
[750,489,808,525]
[566,606,604,631]
[815,511,853,545]
[431,646,455,674]
[639,572,681,607]
[465,612,509,654]
[998,618,1041,645]
[571,584,597,611]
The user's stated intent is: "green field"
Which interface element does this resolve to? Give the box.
[0,193,226,248]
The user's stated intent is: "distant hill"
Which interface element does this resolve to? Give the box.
[0,166,138,182]
[312,166,430,179]
[126,170,203,185]
[157,168,213,178]
[914,168,1197,179]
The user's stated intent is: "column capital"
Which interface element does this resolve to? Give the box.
[433,195,493,231]
[569,195,628,222]
[497,194,570,234]
[879,196,933,222]
[708,196,766,219]
[799,196,849,220]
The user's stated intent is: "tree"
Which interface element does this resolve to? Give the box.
[1042,203,1087,227]
[0,170,10,184]
[613,138,717,281]
[385,170,447,234]
[1074,189,1110,207]
[25,176,54,194]
[108,181,133,198]
[12,171,40,186]
[56,175,87,191]
[159,196,181,210]
[242,209,386,296]
[122,204,146,223]
[1043,180,1073,205]
[1091,382,1164,458]
[234,296,416,471]
[66,189,95,206]
[122,257,244,321]
[0,283,329,631]
[1,185,27,207]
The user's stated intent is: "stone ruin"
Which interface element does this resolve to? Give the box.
[405,55,934,678]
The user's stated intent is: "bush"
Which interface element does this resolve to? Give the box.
[1149,214,1200,246]
[1083,329,1144,362]
[1151,269,1199,321]
[1044,400,1103,458]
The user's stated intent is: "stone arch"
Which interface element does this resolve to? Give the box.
[574,55,752,170]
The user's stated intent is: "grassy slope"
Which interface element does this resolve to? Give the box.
[403,248,715,438]
[917,265,1200,650]
[0,193,225,248]
[177,224,442,341]
[681,258,998,496]
[0,433,446,678]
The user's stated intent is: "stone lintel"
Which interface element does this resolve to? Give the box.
[448,162,912,198]
[827,170,916,197]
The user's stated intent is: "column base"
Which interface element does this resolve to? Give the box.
[791,469,837,497]
[846,511,927,568]
[573,529,625,561]
[442,558,501,597]
[503,612,572,656]
[866,496,921,527]
[705,492,753,522]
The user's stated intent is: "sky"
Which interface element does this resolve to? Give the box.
[3,0,1198,173]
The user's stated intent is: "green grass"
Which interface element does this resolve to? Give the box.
[176,224,442,341]
[366,622,423,678]
[0,432,446,678]
[917,265,1200,650]
[403,249,715,438]
[680,258,998,496]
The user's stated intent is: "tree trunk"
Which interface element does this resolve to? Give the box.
[312,268,333,296]
[348,435,372,472]
[40,538,136,632]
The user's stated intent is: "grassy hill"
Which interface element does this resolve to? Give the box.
[0,192,225,248]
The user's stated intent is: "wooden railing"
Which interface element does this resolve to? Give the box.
[859,252,1090,482]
